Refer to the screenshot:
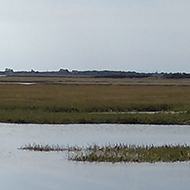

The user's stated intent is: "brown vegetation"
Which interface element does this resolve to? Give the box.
[0,77,190,123]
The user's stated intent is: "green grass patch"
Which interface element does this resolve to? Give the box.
[20,143,190,163]
[69,144,190,163]
[0,109,190,124]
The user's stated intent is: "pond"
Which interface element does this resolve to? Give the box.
[0,123,190,190]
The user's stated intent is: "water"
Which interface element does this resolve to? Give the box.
[0,123,190,190]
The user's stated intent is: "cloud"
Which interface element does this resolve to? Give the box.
[0,0,190,72]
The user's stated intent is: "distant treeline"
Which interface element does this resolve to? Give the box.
[163,73,190,79]
[1,68,190,79]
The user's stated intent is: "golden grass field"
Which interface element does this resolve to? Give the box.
[0,76,190,124]
[1,75,190,85]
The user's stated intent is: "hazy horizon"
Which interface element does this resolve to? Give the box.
[1,1,190,73]
[2,67,190,74]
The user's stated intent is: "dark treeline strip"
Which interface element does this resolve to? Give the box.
[2,68,190,79]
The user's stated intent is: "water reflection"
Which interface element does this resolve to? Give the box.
[0,123,190,190]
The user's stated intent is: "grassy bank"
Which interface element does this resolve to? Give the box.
[20,143,190,163]
[0,110,190,124]
[0,83,190,124]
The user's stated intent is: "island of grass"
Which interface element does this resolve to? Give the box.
[20,143,190,163]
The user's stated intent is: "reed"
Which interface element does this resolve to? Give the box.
[20,143,83,152]
[68,144,190,163]
[20,143,69,151]
[20,143,190,163]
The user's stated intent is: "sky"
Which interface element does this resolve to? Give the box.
[0,0,190,73]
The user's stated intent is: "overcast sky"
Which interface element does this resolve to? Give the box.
[0,0,190,73]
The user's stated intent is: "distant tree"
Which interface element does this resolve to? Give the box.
[58,69,69,74]
[5,68,14,73]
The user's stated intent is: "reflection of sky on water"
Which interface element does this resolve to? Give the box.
[1,123,190,147]
[0,123,190,190]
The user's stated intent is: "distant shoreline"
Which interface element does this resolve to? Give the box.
[1,68,190,79]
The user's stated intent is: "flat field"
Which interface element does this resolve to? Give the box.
[0,76,190,124]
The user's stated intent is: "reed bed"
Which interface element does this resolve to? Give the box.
[20,143,82,152]
[0,83,190,124]
[20,143,190,163]
[68,144,190,163]
[20,143,72,152]
[69,144,190,163]
[20,143,62,151]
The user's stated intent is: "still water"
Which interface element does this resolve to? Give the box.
[0,123,190,190]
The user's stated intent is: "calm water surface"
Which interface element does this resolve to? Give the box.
[0,123,190,190]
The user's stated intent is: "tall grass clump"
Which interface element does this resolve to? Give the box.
[20,143,190,163]
[68,144,190,163]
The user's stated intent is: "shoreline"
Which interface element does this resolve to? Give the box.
[0,112,189,125]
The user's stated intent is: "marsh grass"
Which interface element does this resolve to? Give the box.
[20,143,83,152]
[68,144,190,163]
[20,143,70,151]
[0,84,190,123]
[20,143,190,163]
[0,109,189,124]
[1,76,190,86]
